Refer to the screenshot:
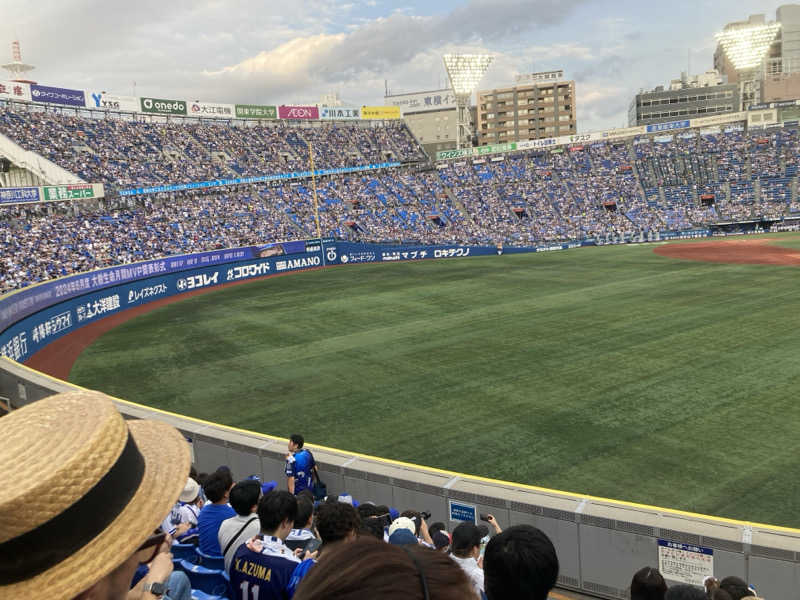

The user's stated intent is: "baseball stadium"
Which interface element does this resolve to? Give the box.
[2,4,800,599]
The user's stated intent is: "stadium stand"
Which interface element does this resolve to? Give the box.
[0,102,797,295]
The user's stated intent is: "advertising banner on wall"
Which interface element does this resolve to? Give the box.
[30,85,85,107]
[690,112,746,128]
[646,119,690,133]
[0,80,31,102]
[42,184,98,202]
[140,97,187,116]
[0,187,39,205]
[320,106,361,120]
[278,105,319,119]
[117,161,401,196]
[86,92,140,112]
[188,101,235,118]
[361,105,401,119]
[235,104,277,119]
[600,125,646,140]
[384,89,458,114]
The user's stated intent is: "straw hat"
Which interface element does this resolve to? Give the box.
[0,390,191,599]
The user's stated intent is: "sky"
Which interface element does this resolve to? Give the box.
[0,0,789,132]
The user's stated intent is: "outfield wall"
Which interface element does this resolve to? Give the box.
[1,240,800,600]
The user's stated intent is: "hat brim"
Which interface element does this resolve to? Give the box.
[4,418,191,600]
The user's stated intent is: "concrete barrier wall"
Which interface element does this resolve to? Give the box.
[3,358,799,600]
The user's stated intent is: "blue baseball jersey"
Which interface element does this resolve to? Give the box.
[285,449,314,495]
[230,536,300,600]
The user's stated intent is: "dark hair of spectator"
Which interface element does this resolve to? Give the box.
[630,566,667,600]
[229,480,261,516]
[401,510,422,535]
[203,469,234,503]
[290,434,305,448]
[450,522,481,558]
[360,517,385,540]
[292,537,474,600]
[375,504,390,516]
[719,577,755,599]
[429,522,446,536]
[295,496,314,529]
[712,589,734,600]
[483,524,559,600]
[297,489,314,503]
[664,584,707,600]
[316,501,361,544]
[258,491,298,533]
[357,504,379,519]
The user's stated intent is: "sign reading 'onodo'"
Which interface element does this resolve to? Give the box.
[278,105,319,120]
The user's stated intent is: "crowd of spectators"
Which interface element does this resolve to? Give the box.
[2,392,775,599]
[1,105,799,294]
[0,105,424,189]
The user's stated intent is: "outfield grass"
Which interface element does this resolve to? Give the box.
[69,236,800,528]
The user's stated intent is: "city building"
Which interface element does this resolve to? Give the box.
[628,70,739,126]
[713,7,800,108]
[475,71,576,146]
[384,89,459,156]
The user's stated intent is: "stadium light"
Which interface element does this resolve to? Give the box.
[715,22,781,71]
[443,54,494,149]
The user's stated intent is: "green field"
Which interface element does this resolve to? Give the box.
[69,236,800,528]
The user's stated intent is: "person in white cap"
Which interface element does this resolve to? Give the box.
[161,477,203,540]
[0,390,191,600]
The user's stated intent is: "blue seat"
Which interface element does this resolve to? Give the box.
[172,542,198,562]
[195,548,225,570]
[181,560,230,597]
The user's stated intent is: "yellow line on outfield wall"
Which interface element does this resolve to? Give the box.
[8,356,800,535]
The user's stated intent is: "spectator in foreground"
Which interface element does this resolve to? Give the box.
[285,495,317,552]
[483,524,559,600]
[665,584,707,600]
[218,479,262,572]
[0,390,190,599]
[288,499,361,595]
[293,537,478,600]
[714,576,757,599]
[229,491,302,600]
[161,477,203,542]
[285,434,316,496]
[197,469,236,556]
[450,522,485,596]
[630,566,667,600]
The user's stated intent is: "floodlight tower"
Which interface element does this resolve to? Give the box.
[715,22,780,108]
[2,40,35,83]
[443,54,494,149]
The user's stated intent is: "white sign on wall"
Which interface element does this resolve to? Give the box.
[385,89,457,114]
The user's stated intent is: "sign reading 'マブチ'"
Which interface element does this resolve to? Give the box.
[140,97,187,116]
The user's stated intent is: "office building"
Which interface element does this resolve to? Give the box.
[475,71,576,145]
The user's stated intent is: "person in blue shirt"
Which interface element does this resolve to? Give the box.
[230,491,308,600]
[197,469,236,556]
[285,434,315,496]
